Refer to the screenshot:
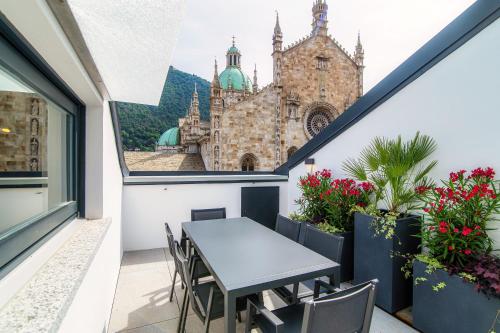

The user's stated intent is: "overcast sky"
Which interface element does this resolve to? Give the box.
[170,0,474,92]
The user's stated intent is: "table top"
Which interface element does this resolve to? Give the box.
[182,217,339,296]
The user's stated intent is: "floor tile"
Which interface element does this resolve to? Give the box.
[121,249,170,273]
[109,264,179,331]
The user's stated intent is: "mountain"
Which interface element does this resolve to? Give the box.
[116,66,210,151]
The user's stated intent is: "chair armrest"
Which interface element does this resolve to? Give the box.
[313,279,336,298]
[247,298,284,332]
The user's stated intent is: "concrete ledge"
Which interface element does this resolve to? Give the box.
[124,174,288,185]
[0,218,110,332]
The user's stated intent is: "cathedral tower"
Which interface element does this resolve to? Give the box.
[190,83,200,135]
[272,12,283,167]
[312,0,328,36]
[210,59,223,170]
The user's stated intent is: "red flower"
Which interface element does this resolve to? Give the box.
[470,167,495,180]
[429,226,435,231]
[439,221,448,234]
[461,227,472,236]
[453,228,459,233]
[464,249,472,255]
[448,245,454,251]
[320,169,332,179]
[423,207,430,213]
[360,182,375,192]
[415,186,430,194]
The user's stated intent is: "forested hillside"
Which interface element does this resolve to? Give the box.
[117,66,210,151]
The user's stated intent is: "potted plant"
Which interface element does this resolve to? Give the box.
[293,170,374,282]
[412,167,500,333]
[342,132,438,313]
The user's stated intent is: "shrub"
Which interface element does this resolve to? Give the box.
[296,169,333,223]
[418,167,500,267]
[320,178,375,231]
[343,132,437,215]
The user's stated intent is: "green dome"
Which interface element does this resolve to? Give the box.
[227,45,240,53]
[157,127,179,146]
[219,67,253,93]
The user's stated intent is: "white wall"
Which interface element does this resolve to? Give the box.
[0,1,124,331]
[122,181,288,251]
[288,18,500,245]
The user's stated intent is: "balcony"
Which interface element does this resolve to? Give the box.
[0,1,499,333]
[108,249,417,332]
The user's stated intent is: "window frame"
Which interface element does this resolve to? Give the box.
[0,16,85,277]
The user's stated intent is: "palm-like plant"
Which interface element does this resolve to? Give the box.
[342,132,438,215]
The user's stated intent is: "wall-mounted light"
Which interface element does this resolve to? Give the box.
[305,158,315,174]
[1,127,11,134]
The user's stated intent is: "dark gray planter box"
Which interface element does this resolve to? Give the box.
[413,260,500,333]
[299,223,354,282]
[353,212,420,313]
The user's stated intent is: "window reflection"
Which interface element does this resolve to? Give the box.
[0,66,74,235]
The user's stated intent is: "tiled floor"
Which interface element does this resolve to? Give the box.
[109,249,419,333]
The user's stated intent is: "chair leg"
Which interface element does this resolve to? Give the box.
[177,288,189,333]
[244,300,253,333]
[204,287,215,333]
[180,296,190,333]
[169,270,177,302]
[237,311,242,323]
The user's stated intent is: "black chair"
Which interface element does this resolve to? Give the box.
[246,279,378,333]
[274,223,343,303]
[174,241,254,333]
[275,214,301,242]
[191,207,226,221]
[181,208,227,254]
[165,223,183,302]
[165,222,210,302]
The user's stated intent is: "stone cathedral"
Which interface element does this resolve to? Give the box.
[157,0,364,171]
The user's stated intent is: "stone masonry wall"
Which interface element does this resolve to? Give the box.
[220,87,277,171]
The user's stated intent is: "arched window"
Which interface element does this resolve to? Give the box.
[287,146,298,160]
[241,153,257,172]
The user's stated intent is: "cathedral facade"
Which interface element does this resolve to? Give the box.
[158,0,364,171]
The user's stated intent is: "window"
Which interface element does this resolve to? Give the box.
[241,153,257,172]
[0,29,82,274]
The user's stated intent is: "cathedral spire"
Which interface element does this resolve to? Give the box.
[354,31,364,66]
[253,64,258,93]
[274,11,282,37]
[273,11,283,52]
[211,58,221,90]
[312,0,328,36]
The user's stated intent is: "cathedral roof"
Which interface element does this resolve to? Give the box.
[219,66,253,93]
[157,127,179,146]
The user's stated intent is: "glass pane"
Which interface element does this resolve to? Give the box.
[0,65,74,235]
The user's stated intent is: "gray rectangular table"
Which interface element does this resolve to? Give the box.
[182,217,340,333]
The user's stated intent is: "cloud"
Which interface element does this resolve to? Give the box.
[171,0,474,91]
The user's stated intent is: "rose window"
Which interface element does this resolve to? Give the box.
[306,110,332,137]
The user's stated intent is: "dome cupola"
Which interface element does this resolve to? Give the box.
[226,36,241,68]
[218,37,253,93]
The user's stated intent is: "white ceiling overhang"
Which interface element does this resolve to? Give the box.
[67,0,186,105]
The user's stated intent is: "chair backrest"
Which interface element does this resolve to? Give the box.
[302,223,344,263]
[275,214,301,242]
[301,280,378,333]
[191,208,226,221]
[164,222,175,257]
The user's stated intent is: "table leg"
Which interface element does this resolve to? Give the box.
[329,267,341,289]
[224,292,236,333]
